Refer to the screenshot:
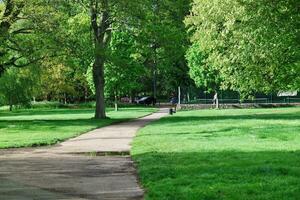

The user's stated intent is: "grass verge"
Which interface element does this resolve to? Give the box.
[132,107,300,200]
[0,107,156,148]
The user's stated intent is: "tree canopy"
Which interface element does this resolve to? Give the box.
[186,0,299,96]
[0,0,298,112]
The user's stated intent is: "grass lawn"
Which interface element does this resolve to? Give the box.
[132,107,300,200]
[0,107,156,149]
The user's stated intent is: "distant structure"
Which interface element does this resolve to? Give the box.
[277,91,298,97]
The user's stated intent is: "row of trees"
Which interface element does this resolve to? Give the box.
[0,0,299,117]
[0,0,192,117]
[185,0,299,100]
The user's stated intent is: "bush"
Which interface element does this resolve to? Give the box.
[0,68,36,111]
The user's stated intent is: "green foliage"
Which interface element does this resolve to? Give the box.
[186,42,221,92]
[86,64,95,95]
[38,63,75,101]
[0,0,195,106]
[2,0,298,107]
[186,0,299,95]
[132,107,300,199]
[0,2,3,14]
[136,0,193,95]
[84,0,193,100]
[105,31,145,98]
[85,30,146,98]
[0,67,38,109]
[0,0,71,74]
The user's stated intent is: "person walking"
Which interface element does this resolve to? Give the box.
[170,93,178,114]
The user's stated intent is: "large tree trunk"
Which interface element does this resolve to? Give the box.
[93,46,106,119]
[90,0,111,119]
[9,97,13,111]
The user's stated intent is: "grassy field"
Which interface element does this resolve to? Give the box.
[0,107,156,149]
[132,107,300,200]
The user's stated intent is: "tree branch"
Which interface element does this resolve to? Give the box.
[11,28,34,35]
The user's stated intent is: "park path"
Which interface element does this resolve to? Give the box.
[0,108,168,200]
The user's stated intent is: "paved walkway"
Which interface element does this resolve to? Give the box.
[0,109,168,200]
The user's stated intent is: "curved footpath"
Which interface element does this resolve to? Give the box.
[0,108,168,200]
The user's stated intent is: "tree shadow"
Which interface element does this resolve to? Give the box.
[154,111,300,126]
[0,117,136,149]
[0,108,95,117]
[0,118,127,131]
[133,150,300,200]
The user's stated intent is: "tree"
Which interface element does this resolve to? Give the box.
[134,0,192,98]
[89,0,111,118]
[0,66,38,111]
[0,0,26,75]
[45,8,94,103]
[105,31,145,110]
[0,0,74,76]
[186,0,299,96]
[186,42,222,108]
[85,30,146,110]
[88,0,149,118]
[38,62,76,103]
[0,1,94,105]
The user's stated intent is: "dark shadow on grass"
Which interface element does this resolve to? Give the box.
[138,128,236,137]
[0,118,122,148]
[0,107,154,118]
[153,111,300,126]
[133,150,300,200]
[0,118,129,131]
[3,109,296,133]
[0,115,158,129]
[0,109,95,117]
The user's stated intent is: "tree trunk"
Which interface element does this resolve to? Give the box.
[93,49,106,119]
[9,98,13,111]
[64,93,67,104]
[90,0,111,119]
[84,86,88,103]
[151,57,157,107]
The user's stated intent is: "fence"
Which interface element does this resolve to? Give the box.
[185,97,300,105]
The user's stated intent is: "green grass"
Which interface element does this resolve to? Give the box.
[132,107,300,200]
[0,107,156,149]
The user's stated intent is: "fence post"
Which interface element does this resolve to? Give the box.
[178,86,181,109]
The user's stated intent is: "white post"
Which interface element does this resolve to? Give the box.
[214,92,219,109]
[114,96,118,111]
[114,90,118,111]
[178,86,181,109]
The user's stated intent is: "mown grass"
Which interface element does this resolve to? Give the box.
[132,107,300,200]
[0,107,156,149]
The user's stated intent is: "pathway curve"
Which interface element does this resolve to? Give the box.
[0,108,168,200]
